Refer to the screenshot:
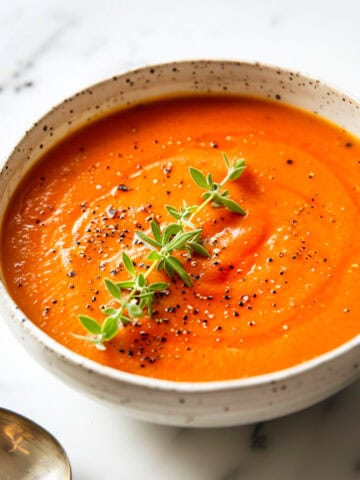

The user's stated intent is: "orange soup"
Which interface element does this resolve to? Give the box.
[1,95,359,381]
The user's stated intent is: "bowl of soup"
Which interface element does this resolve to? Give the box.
[0,60,359,427]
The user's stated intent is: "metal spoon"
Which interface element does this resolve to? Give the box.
[0,407,71,479]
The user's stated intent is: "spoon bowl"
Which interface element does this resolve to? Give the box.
[0,408,71,480]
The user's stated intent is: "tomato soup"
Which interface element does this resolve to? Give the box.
[1,96,359,381]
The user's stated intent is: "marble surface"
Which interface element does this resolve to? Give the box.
[1,0,360,478]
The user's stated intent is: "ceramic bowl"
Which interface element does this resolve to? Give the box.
[0,60,359,428]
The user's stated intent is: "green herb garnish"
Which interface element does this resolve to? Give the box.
[74,154,246,349]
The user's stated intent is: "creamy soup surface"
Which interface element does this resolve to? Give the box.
[1,95,359,381]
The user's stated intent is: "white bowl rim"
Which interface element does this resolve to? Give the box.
[2,58,360,394]
[17,315,360,392]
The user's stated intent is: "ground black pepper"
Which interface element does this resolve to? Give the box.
[118,184,130,192]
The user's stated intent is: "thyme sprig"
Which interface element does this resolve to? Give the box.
[74,154,246,350]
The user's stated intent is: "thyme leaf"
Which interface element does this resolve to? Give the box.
[76,153,247,349]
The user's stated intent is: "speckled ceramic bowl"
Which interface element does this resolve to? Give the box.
[0,61,359,427]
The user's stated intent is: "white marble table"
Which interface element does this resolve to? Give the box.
[1,1,360,478]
